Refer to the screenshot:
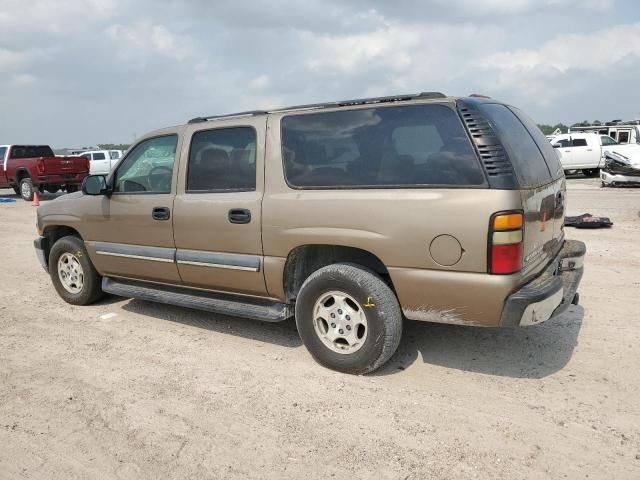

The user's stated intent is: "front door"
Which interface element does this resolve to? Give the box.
[172,118,268,297]
[84,134,182,284]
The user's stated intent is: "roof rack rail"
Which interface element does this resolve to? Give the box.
[187,110,268,124]
[187,91,447,123]
[272,91,446,113]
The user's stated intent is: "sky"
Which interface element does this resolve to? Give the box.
[1,0,639,147]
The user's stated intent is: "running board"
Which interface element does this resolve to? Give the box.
[102,277,293,322]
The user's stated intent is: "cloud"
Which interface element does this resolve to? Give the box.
[105,22,195,61]
[0,0,638,146]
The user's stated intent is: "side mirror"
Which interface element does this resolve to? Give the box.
[81,175,109,195]
[552,143,561,148]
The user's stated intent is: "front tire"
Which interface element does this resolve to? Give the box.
[19,178,34,201]
[295,263,402,374]
[49,235,104,305]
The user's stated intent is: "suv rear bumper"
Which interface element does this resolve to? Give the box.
[500,239,586,327]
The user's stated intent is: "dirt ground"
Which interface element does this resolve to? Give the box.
[1,178,639,479]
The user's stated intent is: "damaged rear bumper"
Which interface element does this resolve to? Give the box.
[500,239,585,327]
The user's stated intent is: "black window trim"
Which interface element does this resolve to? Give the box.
[111,133,179,196]
[185,125,258,194]
[279,102,489,191]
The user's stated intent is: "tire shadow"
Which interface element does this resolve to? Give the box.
[376,305,584,378]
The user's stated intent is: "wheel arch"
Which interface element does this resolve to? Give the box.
[282,244,393,303]
[15,168,31,183]
[42,225,83,264]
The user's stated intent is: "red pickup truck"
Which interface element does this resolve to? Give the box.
[0,145,90,201]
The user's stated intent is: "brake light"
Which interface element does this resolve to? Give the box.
[37,158,45,175]
[489,211,523,274]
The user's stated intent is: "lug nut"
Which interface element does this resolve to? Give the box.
[331,323,336,328]
[330,313,335,318]
[345,315,350,320]
[338,309,343,314]
[346,325,352,331]
[339,329,344,334]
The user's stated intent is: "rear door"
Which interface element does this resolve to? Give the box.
[172,117,268,296]
[481,104,564,280]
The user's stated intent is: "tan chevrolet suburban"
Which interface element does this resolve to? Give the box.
[34,92,585,374]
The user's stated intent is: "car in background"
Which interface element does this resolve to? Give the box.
[0,144,89,200]
[80,150,120,175]
[550,133,618,176]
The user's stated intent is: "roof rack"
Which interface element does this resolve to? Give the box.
[187,91,446,124]
[188,110,268,124]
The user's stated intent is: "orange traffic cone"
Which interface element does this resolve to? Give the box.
[32,191,40,207]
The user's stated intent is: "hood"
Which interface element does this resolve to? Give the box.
[605,144,640,168]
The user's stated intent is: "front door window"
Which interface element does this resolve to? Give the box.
[114,135,178,193]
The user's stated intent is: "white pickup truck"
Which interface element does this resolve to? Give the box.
[550,133,618,176]
[81,150,122,175]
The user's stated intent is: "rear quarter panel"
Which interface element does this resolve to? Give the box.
[262,113,524,325]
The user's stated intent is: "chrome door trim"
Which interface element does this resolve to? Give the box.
[176,249,261,272]
[94,241,175,263]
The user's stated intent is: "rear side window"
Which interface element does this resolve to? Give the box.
[10,145,54,158]
[572,138,587,147]
[93,152,106,160]
[187,127,256,192]
[281,104,485,188]
[481,104,552,187]
[0,147,7,160]
[509,107,563,180]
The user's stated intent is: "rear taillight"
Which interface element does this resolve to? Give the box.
[489,211,523,274]
[37,158,45,175]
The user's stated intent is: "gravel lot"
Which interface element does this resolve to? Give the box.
[1,178,639,479]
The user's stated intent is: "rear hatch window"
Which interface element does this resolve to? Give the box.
[479,104,554,187]
[281,104,486,188]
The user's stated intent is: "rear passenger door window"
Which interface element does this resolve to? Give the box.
[187,127,257,192]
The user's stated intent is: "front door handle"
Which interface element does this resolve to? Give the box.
[228,208,251,224]
[152,206,170,221]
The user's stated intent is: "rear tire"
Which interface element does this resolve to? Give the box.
[49,235,104,305]
[66,185,79,193]
[19,178,34,201]
[295,263,402,374]
[12,185,20,195]
[45,185,60,194]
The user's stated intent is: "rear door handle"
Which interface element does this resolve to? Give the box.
[228,208,251,224]
[152,206,170,221]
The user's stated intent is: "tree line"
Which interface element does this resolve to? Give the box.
[537,120,608,135]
